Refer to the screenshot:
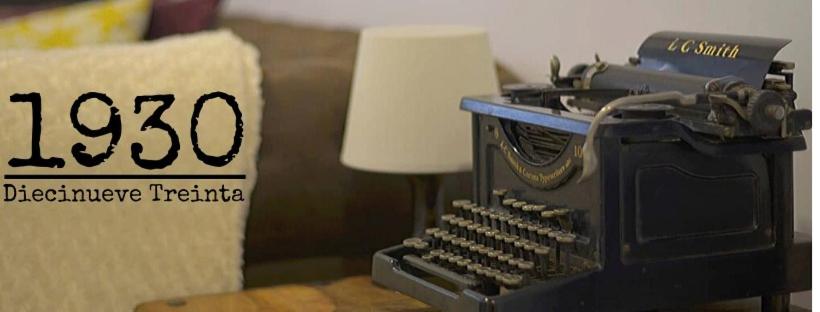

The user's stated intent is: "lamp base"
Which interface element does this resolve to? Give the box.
[408,175,444,237]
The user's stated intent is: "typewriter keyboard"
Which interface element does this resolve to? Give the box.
[398,189,593,294]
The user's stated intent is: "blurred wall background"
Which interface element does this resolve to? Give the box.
[223,0,811,307]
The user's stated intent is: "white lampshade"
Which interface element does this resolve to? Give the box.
[341,25,500,174]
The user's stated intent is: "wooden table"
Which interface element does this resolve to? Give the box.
[136,276,434,312]
[135,275,807,312]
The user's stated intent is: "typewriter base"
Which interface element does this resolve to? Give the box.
[372,233,810,312]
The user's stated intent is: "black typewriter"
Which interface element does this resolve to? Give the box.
[372,31,811,311]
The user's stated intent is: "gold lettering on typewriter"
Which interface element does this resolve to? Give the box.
[499,140,577,188]
[667,37,740,59]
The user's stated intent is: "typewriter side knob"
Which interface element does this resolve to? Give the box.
[746,90,788,134]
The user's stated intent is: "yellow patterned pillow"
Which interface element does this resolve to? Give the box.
[0,0,150,49]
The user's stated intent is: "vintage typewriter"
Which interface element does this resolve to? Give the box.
[372,31,811,311]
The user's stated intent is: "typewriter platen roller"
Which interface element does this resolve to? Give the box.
[372,31,811,311]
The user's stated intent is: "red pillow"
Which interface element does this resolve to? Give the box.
[146,0,222,39]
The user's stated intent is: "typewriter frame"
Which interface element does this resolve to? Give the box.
[372,95,810,312]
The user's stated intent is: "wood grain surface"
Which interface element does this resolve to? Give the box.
[135,275,434,312]
[135,275,808,312]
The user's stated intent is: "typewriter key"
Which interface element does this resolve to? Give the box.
[484,269,499,283]
[536,227,551,245]
[475,226,489,245]
[523,242,537,261]
[464,237,478,254]
[502,273,524,289]
[497,253,513,271]
[423,228,439,245]
[441,234,456,252]
[458,204,472,220]
[440,214,456,232]
[438,252,452,267]
[503,235,517,254]
[474,207,486,224]
[468,243,481,258]
[524,224,538,241]
[482,231,494,246]
[556,233,576,272]
[492,195,506,212]
[457,219,472,237]
[475,267,489,279]
[449,255,463,266]
[507,219,520,236]
[489,232,502,250]
[540,210,557,228]
[430,249,444,263]
[555,208,573,231]
[438,254,452,269]
[403,237,422,249]
[432,230,447,248]
[448,217,463,235]
[449,237,463,255]
[487,268,502,281]
[421,253,435,262]
[459,238,473,256]
[534,246,551,277]
[507,258,523,274]
[467,263,480,273]
[516,221,529,239]
[456,257,471,271]
[547,231,561,264]
[459,206,471,223]
[485,229,499,247]
[494,272,506,285]
[487,250,501,268]
[517,260,535,276]
[414,241,430,252]
[522,204,534,221]
[452,199,471,209]
[452,200,471,218]
[476,225,488,241]
[512,201,527,216]
[473,265,484,276]
[488,212,501,229]
[494,234,506,252]
[513,239,526,258]
[479,208,492,226]
[457,204,471,221]
[477,246,491,266]
[466,223,480,241]
[497,214,511,232]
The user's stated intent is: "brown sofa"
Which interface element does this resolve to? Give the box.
[219,17,519,287]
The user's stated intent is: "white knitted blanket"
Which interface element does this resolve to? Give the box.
[0,31,262,312]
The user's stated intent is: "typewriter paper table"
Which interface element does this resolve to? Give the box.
[134,275,807,312]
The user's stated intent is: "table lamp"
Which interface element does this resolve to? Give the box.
[340,25,500,236]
